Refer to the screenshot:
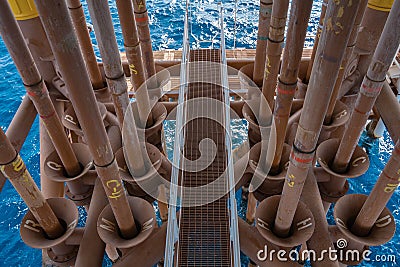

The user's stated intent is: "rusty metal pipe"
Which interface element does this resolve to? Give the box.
[274,0,361,237]
[305,0,328,83]
[0,128,64,239]
[0,96,37,192]
[302,170,340,267]
[114,0,153,127]
[260,0,290,112]
[269,0,313,174]
[75,179,108,267]
[67,0,104,90]
[0,1,81,179]
[338,0,394,98]
[375,82,400,143]
[133,0,157,88]
[332,0,400,175]
[85,0,130,126]
[351,140,400,236]
[33,0,138,239]
[324,0,368,125]
[253,0,273,87]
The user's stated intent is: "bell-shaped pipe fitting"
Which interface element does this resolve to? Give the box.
[44,143,97,205]
[243,102,261,147]
[319,101,350,143]
[62,101,108,137]
[145,65,171,101]
[328,225,368,266]
[248,142,290,201]
[20,198,79,266]
[334,194,395,248]
[115,142,170,201]
[238,63,261,100]
[316,138,369,203]
[131,101,167,151]
[255,195,315,249]
[97,196,156,249]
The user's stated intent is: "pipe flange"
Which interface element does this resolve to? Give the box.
[316,138,369,203]
[44,143,96,205]
[255,195,315,248]
[20,198,78,248]
[334,194,395,247]
[62,101,107,136]
[145,65,171,100]
[47,245,79,267]
[97,196,156,248]
[94,86,112,103]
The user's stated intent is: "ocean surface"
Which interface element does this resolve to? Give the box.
[0,0,398,266]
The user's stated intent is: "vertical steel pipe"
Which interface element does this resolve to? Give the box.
[75,180,108,267]
[0,128,64,239]
[0,1,81,179]
[338,0,395,98]
[269,0,313,174]
[375,82,400,143]
[33,0,138,239]
[67,0,104,90]
[253,0,273,87]
[0,96,37,192]
[133,0,157,87]
[260,0,290,110]
[274,0,361,237]
[114,0,153,127]
[352,140,400,236]
[305,0,328,83]
[85,0,130,126]
[332,0,400,175]
[324,0,368,124]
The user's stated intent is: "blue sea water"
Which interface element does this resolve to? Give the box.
[0,0,398,266]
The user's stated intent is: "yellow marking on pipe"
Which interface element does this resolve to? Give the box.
[129,64,138,75]
[7,0,38,20]
[384,183,399,193]
[367,0,394,11]
[12,156,24,172]
[337,6,344,18]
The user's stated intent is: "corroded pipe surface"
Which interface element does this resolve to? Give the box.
[302,170,339,267]
[269,0,313,174]
[338,0,394,98]
[75,180,108,267]
[67,0,104,89]
[332,0,400,175]
[0,96,37,192]
[305,0,328,83]
[375,82,400,143]
[260,0,290,110]
[86,0,131,127]
[253,0,273,87]
[274,0,360,237]
[33,0,138,239]
[0,128,64,239]
[114,0,153,127]
[352,140,400,236]
[133,0,156,86]
[324,0,368,125]
[0,1,81,178]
